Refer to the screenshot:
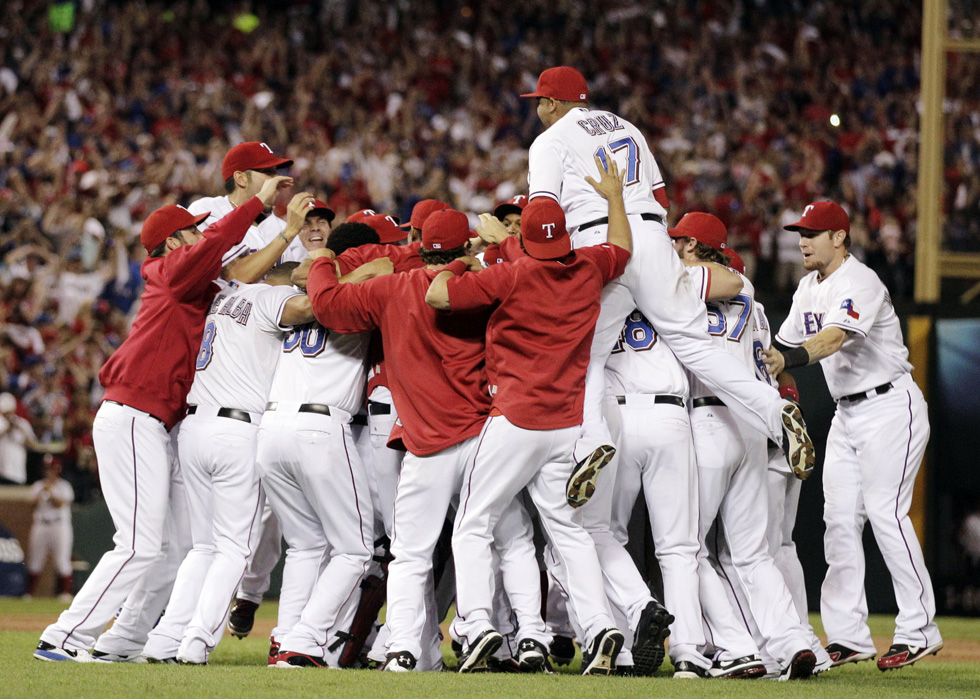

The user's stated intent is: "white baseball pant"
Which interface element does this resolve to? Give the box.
[28,522,73,577]
[692,403,810,666]
[236,501,282,606]
[820,375,941,651]
[451,415,617,650]
[41,401,179,652]
[606,394,709,668]
[257,403,375,659]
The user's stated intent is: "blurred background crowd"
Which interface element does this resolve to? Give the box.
[1,0,976,497]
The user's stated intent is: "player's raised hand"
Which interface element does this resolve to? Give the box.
[256,175,296,208]
[475,213,509,244]
[762,346,786,376]
[585,153,625,202]
[285,192,316,230]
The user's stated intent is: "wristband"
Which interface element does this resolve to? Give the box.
[781,346,810,370]
[445,259,469,276]
[778,385,800,403]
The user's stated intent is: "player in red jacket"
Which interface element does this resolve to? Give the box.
[34,176,291,662]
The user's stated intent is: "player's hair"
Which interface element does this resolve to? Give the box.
[843,232,851,248]
[419,244,469,265]
[692,241,731,266]
[224,176,236,194]
[327,222,381,255]
[148,229,190,258]
[265,261,300,284]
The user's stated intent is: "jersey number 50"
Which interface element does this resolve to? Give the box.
[283,325,328,357]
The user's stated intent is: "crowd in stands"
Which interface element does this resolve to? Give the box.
[0,0,958,497]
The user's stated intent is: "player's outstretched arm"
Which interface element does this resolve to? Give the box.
[340,257,394,284]
[220,177,297,284]
[763,326,849,375]
[692,261,743,300]
[585,154,631,255]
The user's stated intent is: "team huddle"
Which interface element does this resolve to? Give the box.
[32,67,942,679]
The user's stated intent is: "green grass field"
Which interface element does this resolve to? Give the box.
[2,599,978,698]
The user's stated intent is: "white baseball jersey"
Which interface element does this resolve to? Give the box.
[188,195,287,268]
[30,478,74,524]
[686,267,761,399]
[775,255,912,400]
[267,322,370,415]
[527,107,666,232]
[605,309,689,397]
[187,282,301,413]
[752,300,776,387]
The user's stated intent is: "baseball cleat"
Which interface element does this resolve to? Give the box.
[457,629,503,673]
[632,600,673,676]
[824,642,876,667]
[709,653,766,678]
[487,656,523,673]
[780,402,815,480]
[227,599,259,639]
[381,650,417,672]
[176,657,207,666]
[778,649,816,681]
[275,651,328,668]
[673,660,710,679]
[876,642,943,671]
[145,655,178,664]
[516,638,548,673]
[34,640,108,663]
[615,664,636,676]
[580,627,624,676]
[550,635,576,666]
[91,650,148,663]
[566,444,616,508]
[267,638,281,666]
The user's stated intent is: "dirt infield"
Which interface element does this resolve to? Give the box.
[4,613,979,664]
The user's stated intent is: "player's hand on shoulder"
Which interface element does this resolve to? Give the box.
[762,346,785,376]
[285,192,316,230]
[585,153,625,201]
[461,255,484,271]
[475,213,509,244]
[256,175,296,208]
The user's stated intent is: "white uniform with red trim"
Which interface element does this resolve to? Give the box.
[188,197,299,268]
[685,269,811,669]
[142,281,301,663]
[526,107,789,464]
[256,319,375,661]
[776,255,941,654]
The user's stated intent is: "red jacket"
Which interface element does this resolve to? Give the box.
[99,198,264,429]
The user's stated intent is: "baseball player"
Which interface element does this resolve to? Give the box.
[669,212,816,680]
[303,209,543,674]
[276,199,337,263]
[188,141,304,282]
[34,175,290,662]
[141,196,316,665]
[764,201,943,670]
[427,160,631,676]
[520,66,813,506]
[27,457,75,600]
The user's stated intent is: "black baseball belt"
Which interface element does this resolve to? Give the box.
[838,382,893,403]
[616,395,685,408]
[691,397,726,409]
[578,212,664,231]
[265,402,333,416]
[186,405,251,423]
[103,400,166,427]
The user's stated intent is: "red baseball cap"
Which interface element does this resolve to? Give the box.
[493,195,528,221]
[346,208,378,223]
[140,205,209,254]
[521,198,571,260]
[221,142,293,181]
[306,198,336,222]
[783,201,850,233]
[520,66,589,102]
[409,199,449,230]
[668,212,728,251]
[421,209,470,251]
[725,248,746,274]
[363,214,406,244]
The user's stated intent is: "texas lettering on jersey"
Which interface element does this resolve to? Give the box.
[803,311,824,336]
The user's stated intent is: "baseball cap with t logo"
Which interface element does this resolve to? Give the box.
[520,198,572,259]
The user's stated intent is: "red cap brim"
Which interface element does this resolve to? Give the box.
[522,234,571,260]
[191,212,210,228]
